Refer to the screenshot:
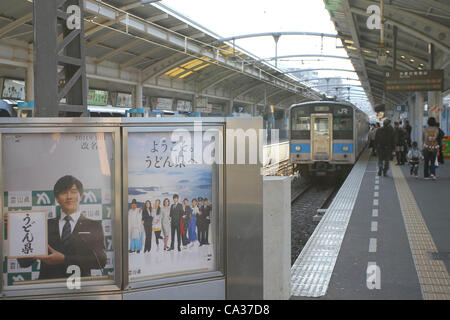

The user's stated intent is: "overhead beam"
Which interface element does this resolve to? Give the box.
[142,53,192,83]
[0,12,33,38]
[351,2,450,53]
[96,39,141,64]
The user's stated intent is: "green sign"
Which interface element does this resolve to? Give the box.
[87,89,109,106]
[324,0,343,13]
[444,137,450,159]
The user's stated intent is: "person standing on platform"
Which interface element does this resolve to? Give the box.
[141,200,153,253]
[369,124,378,156]
[436,122,445,165]
[422,117,440,180]
[403,120,412,148]
[161,198,171,251]
[169,194,183,252]
[393,122,407,165]
[407,141,422,178]
[129,199,144,254]
[152,199,163,251]
[375,119,395,177]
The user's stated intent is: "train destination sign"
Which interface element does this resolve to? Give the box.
[385,70,444,92]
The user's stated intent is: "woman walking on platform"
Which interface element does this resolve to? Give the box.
[422,117,440,180]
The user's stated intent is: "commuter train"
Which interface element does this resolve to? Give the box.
[290,100,369,176]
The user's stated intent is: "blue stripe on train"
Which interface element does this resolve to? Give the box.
[291,143,311,153]
[333,143,354,154]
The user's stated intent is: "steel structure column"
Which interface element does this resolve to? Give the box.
[34,0,87,117]
[415,92,424,148]
[26,44,34,102]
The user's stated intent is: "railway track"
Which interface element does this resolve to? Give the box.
[290,178,343,265]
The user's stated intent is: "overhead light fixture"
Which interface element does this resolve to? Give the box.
[344,39,355,44]
[401,55,406,59]
[347,45,358,51]
[386,50,390,54]
[410,59,415,63]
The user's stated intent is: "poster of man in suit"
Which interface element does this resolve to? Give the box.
[2,132,115,287]
[127,130,217,281]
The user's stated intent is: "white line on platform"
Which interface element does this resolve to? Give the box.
[372,209,378,217]
[371,221,378,232]
[374,185,379,191]
[373,199,379,206]
[374,191,379,198]
[369,238,377,253]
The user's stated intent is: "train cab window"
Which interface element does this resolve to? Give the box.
[333,117,353,139]
[314,118,330,136]
[291,116,310,139]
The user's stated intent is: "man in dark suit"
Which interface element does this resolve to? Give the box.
[375,119,395,177]
[169,194,183,252]
[18,175,106,280]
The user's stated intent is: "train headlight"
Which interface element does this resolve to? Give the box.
[295,145,302,152]
[342,145,350,152]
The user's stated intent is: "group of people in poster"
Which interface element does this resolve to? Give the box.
[128,195,211,253]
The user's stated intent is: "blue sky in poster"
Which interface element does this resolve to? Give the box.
[127,132,213,206]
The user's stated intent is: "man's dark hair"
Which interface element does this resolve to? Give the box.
[427,117,437,127]
[412,141,418,148]
[394,121,399,126]
[53,175,83,198]
[173,194,179,199]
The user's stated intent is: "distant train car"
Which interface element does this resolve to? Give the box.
[290,100,369,176]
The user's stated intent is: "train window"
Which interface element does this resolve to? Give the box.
[333,118,353,139]
[291,116,310,139]
[314,118,330,135]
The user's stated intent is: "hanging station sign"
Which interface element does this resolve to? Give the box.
[385,70,444,92]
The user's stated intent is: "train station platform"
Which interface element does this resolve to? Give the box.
[291,150,450,300]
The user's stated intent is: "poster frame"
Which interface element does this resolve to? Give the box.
[0,126,122,297]
[121,123,225,290]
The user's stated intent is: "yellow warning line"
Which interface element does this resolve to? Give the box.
[392,164,450,300]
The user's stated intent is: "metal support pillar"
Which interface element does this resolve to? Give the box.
[393,26,398,71]
[34,0,87,117]
[415,92,424,148]
[26,44,34,102]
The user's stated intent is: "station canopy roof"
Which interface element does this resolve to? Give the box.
[325,0,450,109]
[0,0,326,106]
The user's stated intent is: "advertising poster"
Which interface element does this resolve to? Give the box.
[2,79,25,100]
[127,130,218,281]
[117,92,132,108]
[87,89,109,106]
[155,97,173,110]
[2,132,116,287]
[176,100,193,112]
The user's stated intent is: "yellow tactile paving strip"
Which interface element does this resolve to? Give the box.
[391,164,450,300]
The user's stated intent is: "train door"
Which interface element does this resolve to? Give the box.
[311,114,333,160]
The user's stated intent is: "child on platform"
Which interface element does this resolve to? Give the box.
[407,141,422,178]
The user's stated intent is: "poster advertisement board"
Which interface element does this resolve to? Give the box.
[88,89,109,106]
[117,92,132,108]
[8,211,48,258]
[2,131,116,288]
[155,97,173,110]
[2,79,25,100]
[127,129,219,281]
[176,100,192,112]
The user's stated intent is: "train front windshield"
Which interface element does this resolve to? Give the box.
[291,103,354,140]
